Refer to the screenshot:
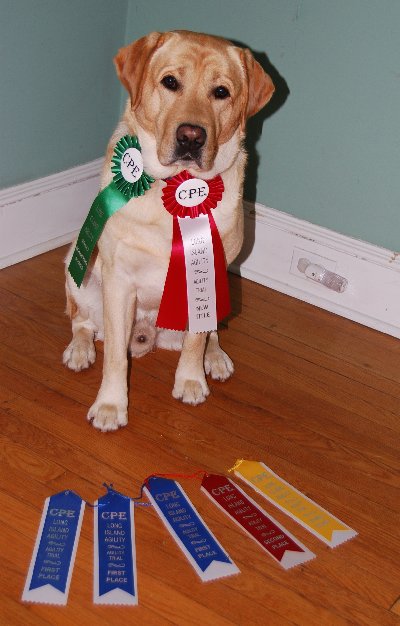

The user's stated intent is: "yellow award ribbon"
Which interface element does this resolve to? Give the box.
[233,460,357,547]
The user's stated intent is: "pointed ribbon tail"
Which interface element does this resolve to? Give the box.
[156,216,188,331]
[208,211,231,323]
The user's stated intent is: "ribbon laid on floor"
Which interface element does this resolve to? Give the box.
[22,464,356,604]
[144,476,239,581]
[22,491,85,605]
[94,486,138,605]
[231,460,357,547]
[201,474,315,569]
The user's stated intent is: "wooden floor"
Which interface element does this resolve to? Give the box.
[1,246,400,626]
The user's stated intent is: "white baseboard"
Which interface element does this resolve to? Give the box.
[0,159,102,269]
[1,162,399,338]
[231,202,400,339]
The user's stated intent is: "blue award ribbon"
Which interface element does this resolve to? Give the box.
[145,477,239,581]
[94,488,137,605]
[22,491,85,605]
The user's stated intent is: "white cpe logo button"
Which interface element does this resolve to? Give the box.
[120,148,144,183]
[175,178,209,207]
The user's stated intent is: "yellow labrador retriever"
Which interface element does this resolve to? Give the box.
[63,30,274,431]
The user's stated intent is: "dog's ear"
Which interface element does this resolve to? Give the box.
[114,32,166,109]
[241,48,275,120]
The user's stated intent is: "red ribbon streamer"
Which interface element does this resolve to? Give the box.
[156,171,230,331]
[201,474,306,564]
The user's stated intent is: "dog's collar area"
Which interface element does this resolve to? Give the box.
[68,141,225,288]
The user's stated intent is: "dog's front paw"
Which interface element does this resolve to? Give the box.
[63,336,96,372]
[87,402,128,432]
[172,378,210,405]
[204,347,234,381]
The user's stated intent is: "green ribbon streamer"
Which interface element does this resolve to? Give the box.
[68,135,154,288]
[68,182,127,287]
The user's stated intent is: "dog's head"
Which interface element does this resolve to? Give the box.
[115,31,274,178]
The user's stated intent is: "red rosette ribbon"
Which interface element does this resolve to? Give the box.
[156,170,231,331]
[161,170,225,218]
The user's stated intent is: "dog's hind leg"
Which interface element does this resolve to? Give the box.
[172,332,209,405]
[204,331,234,381]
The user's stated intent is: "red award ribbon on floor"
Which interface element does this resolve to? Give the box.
[156,171,230,333]
[201,474,315,570]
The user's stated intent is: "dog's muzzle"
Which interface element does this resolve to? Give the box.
[174,123,207,164]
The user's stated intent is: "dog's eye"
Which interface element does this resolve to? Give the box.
[161,75,180,91]
[213,85,230,99]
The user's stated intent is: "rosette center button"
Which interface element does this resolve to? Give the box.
[175,178,209,208]
[121,148,144,183]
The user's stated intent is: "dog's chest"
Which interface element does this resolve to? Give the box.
[98,178,241,308]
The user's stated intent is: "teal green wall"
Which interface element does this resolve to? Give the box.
[124,0,400,251]
[1,1,399,251]
[0,0,127,187]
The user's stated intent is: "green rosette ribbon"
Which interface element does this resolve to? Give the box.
[68,135,155,288]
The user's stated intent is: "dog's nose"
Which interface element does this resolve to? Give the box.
[176,124,207,151]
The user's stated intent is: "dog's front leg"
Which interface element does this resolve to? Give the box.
[204,331,234,381]
[172,332,209,405]
[88,265,135,432]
